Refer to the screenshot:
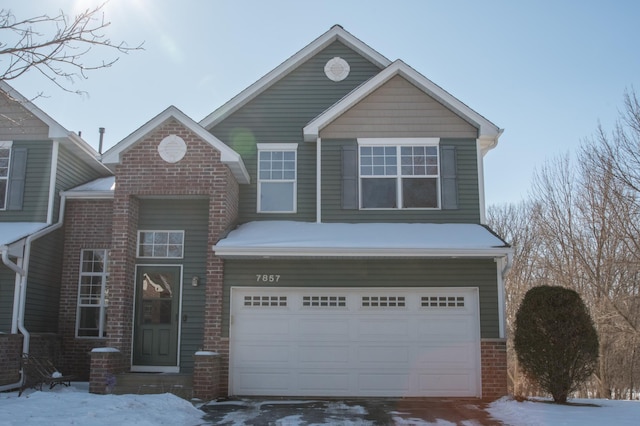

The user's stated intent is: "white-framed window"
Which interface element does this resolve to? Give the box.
[0,141,11,210]
[257,143,297,213]
[137,230,185,258]
[76,249,109,338]
[358,138,440,209]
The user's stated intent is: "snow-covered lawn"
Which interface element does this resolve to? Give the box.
[1,383,639,425]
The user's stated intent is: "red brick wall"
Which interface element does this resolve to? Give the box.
[107,118,239,371]
[481,339,508,400]
[59,199,113,379]
[0,334,22,385]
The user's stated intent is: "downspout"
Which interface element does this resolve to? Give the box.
[0,193,68,392]
[316,137,322,223]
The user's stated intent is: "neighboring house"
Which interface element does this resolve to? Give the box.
[0,81,111,389]
[2,25,512,399]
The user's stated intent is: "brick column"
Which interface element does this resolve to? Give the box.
[89,348,127,394]
[193,351,221,400]
[481,338,508,400]
[0,334,22,386]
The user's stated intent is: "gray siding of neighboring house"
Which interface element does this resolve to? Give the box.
[136,198,209,373]
[0,266,16,332]
[0,95,49,141]
[53,144,108,223]
[319,75,478,139]
[223,258,500,339]
[209,41,383,223]
[24,229,64,332]
[0,140,51,222]
[321,138,481,223]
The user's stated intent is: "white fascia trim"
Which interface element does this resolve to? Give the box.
[46,141,59,224]
[199,25,391,129]
[357,137,440,146]
[101,106,250,184]
[304,60,503,143]
[213,246,513,258]
[257,143,299,151]
[61,191,114,199]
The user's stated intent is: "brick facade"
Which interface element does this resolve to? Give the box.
[0,334,22,385]
[59,199,113,379]
[481,338,508,400]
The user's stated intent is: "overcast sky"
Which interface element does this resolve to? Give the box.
[4,0,639,206]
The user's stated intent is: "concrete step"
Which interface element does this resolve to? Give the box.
[111,373,193,399]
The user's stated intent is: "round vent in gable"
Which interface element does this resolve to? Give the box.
[324,57,350,82]
[157,134,187,163]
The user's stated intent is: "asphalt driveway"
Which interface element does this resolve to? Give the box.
[201,398,504,425]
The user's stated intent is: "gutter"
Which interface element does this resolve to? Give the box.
[0,194,68,392]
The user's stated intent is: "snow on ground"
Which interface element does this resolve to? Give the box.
[488,397,640,425]
[1,384,640,426]
[0,383,204,426]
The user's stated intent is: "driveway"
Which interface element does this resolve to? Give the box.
[201,398,504,425]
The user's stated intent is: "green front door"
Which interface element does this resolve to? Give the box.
[133,265,181,368]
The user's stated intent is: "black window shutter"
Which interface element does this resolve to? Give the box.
[7,147,27,210]
[341,144,358,209]
[440,145,458,210]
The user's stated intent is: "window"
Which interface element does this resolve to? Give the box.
[76,249,109,338]
[0,141,11,210]
[359,139,440,209]
[137,230,184,258]
[257,143,297,213]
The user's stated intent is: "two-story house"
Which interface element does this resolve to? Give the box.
[0,81,111,390]
[2,25,511,399]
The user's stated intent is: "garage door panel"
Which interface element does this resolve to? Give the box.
[298,344,350,364]
[357,345,410,363]
[297,318,350,340]
[230,287,480,397]
[298,372,350,392]
[357,318,410,339]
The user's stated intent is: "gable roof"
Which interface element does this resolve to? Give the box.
[303,60,503,153]
[101,105,250,184]
[199,25,391,129]
[0,81,110,174]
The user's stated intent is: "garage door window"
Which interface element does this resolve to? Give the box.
[421,295,465,308]
[361,296,406,307]
[244,295,287,307]
[302,295,346,307]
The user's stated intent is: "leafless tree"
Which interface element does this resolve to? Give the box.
[0,2,142,95]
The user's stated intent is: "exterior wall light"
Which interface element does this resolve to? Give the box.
[192,276,200,287]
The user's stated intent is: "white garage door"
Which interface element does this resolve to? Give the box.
[229,287,480,397]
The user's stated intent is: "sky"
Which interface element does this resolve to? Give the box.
[1,384,640,425]
[3,0,640,206]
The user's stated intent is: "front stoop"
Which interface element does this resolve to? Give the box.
[111,373,193,399]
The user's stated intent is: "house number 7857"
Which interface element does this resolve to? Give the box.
[256,274,280,283]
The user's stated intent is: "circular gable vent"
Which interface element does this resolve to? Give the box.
[324,57,350,82]
[158,134,187,163]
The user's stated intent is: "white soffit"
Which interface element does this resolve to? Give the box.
[303,60,503,145]
[101,106,250,184]
[199,25,391,129]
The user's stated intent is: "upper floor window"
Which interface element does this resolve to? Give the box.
[137,230,184,258]
[359,138,440,209]
[0,141,11,210]
[77,249,109,338]
[257,143,297,213]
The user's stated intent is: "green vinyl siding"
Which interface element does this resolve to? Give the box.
[0,266,16,332]
[0,140,51,222]
[210,41,383,223]
[23,229,63,332]
[137,198,209,373]
[53,144,108,223]
[321,138,481,223]
[223,258,499,338]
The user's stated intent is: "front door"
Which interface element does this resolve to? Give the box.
[133,265,181,370]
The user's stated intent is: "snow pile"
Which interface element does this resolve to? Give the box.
[0,384,204,426]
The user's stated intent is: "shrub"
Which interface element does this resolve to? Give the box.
[514,285,599,403]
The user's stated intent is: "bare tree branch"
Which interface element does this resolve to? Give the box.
[0,1,143,95]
